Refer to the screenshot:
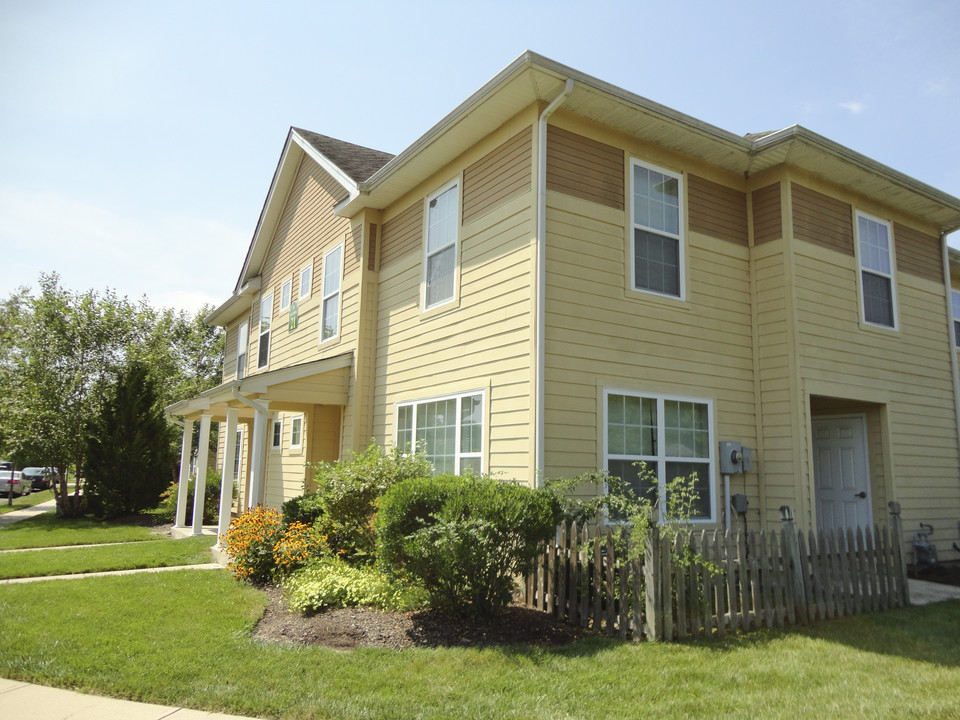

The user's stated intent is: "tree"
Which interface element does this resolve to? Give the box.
[84,361,176,518]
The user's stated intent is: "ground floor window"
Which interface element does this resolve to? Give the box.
[396,391,483,475]
[604,389,714,522]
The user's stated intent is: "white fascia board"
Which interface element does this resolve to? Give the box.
[290,129,359,200]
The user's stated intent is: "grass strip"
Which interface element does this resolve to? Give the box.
[0,490,55,515]
[0,510,167,549]
[0,536,216,579]
[0,570,957,719]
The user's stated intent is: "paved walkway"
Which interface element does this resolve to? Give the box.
[0,497,58,528]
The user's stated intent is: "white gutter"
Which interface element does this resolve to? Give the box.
[942,236,960,464]
[535,78,574,484]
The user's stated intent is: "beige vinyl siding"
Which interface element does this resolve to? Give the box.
[373,184,536,481]
[791,183,854,256]
[752,182,782,245]
[222,323,239,382]
[546,126,624,211]
[688,174,748,246]
[894,222,942,282]
[263,411,310,508]
[462,126,532,225]
[793,236,960,538]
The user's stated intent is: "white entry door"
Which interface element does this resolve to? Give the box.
[812,415,873,533]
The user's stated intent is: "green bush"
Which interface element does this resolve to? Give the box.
[283,556,428,612]
[376,475,563,618]
[281,493,324,527]
[158,469,229,525]
[309,443,432,563]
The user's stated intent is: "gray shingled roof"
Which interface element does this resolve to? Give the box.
[292,127,394,183]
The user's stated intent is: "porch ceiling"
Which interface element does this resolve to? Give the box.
[165,352,352,422]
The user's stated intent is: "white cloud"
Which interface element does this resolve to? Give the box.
[0,188,246,314]
[839,101,866,115]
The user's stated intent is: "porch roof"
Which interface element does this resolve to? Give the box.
[165,352,352,422]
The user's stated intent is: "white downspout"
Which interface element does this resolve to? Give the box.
[535,78,574,485]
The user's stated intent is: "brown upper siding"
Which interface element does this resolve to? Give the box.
[462,126,532,225]
[752,182,782,245]
[546,126,624,210]
[894,222,942,283]
[791,183,854,255]
[380,201,424,268]
[688,175,748,245]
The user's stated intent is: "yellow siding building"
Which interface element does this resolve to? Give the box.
[167,52,960,559]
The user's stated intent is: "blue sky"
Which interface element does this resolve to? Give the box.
[1,0,958,313]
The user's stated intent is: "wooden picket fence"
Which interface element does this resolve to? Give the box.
[523,502,910,642]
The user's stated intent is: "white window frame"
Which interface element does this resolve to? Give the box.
[236,320,248,380]
[603,388,715,524]
[280,277,292,312]
[290,415,303,450]
[270,418,282,450]
[951,290,960,348]
[257,293,273,369]
[855,211,898,330]
[422,179,460,311]
[395,389,484,476]
[299,263,312,301]
[320,243,343,343]
[629,158,685,300]
[233,428,243,481]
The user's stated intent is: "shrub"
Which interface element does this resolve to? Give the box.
[272,521,327,578]
[281,493,324,527]
[223,505,284,583]
[376,475,563,618]
[283,556,428,613]
[158,469,228,525]
[309,443,432,563]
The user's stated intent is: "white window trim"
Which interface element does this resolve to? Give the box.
[319,243,343,344]
[290,414,304,451]
[855,210,898,330]
[299,263,313,301]
[258,293,273,369]
[280,277,292,312]
[422,178,460,312]
[233,428,243,481]
[236,320,248,380]
[602,388,715,524]
[628,158,686,301]
[270,418,282,450]
[395,388,485,475]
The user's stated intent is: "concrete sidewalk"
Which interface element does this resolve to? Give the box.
[0,497,57,528]
[0,678,260,719]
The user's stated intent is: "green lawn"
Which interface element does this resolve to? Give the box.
[0,570,957,719]
[0,510,168,549]
[0,536,215,579]
[0,489,55,515]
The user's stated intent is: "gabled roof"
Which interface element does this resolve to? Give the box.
[292,128,394,183]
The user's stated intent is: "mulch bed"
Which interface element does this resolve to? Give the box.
[252,585,596,650]
[910,561,960,588]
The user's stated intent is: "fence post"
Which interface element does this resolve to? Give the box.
[779,505,807,624]
[644,525,662,641]
[888,501,910,607]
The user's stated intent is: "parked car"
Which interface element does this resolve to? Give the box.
[0,460,12,471]
[21,467,55,491]
[0,470,31,497]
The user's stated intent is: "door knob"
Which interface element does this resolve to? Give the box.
[855,491,867,499]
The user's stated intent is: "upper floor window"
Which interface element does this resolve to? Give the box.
[280,278,292,312]
[856,212,897,329]
[299,264,312,301]
[952,290,960,347]
[321,244,343,342]
[604,389,714,522]
[397,391,483,475]
[258,293,273,369]
[631,159,684,299]
[236,321,248,379]
[424,180,459,309]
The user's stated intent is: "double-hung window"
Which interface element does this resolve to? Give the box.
[257,294,273,369]
[604,390,714,522]
[299,264,312,301]
[396,391,483,475]
[270,418,282,449]
[856,212,897,329]
[951,290,960,348]
[631,159,684,299]
[236,321,248,379]
[290,415,303,450]
[424,181,459,309]
[320,244,342,342]
[280,278,292,312]
[233,429,243,481]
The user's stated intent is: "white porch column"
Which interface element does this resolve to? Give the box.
[192,414,212,536]
[174,420,194,528]
[248,402,270,508]
[216,408,239,548]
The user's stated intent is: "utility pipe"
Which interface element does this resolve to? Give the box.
[535,78,574,483]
